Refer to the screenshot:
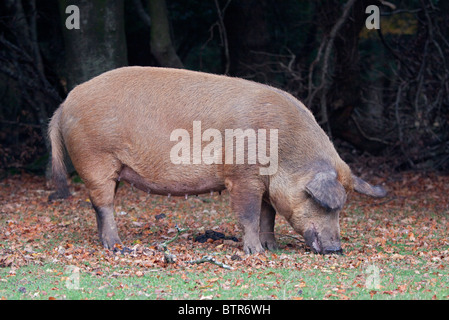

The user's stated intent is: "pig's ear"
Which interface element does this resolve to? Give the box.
[352,175,387,198]
[305,171,347,211]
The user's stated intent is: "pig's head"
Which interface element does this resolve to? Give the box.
[282,164,386,255]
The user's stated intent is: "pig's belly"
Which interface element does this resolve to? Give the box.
[118,166,226,196]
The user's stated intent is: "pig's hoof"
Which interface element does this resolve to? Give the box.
[113,245,132,254]
[261,240,278,251]
[260,233,278,251]
[243,243,265,255]
[101,236,123,251]
[48,189,71,201]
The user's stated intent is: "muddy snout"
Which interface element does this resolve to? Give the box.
[304,227,343,255]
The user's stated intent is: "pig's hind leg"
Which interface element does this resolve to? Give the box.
[92,201,122,250]
[78,157,123,250]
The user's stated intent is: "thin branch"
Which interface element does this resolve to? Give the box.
[133,0,151,28]
[159,225,189,249]
[213,0,231,75]
[350,115,393,145]
[29,0,44,75]
[380,8,421,16]
[306,38,326,105]
[188,255,234,270]
[375,28,414,76]
[158,225,189,264]
[200,0,232,74]
[276,233,305,244]
[306,0,357,132]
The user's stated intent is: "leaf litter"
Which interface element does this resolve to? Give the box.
[0,171,448,299]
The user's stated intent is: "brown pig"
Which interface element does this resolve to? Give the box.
[48,66,386,254]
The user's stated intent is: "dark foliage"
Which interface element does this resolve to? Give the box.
[1,0,448,176]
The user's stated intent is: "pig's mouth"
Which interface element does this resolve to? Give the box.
[304,225,343,255]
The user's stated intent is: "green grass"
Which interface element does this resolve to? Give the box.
[1,173,448,300]
[1,253,447,300]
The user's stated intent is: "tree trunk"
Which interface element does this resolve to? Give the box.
[148,0,183,68]
[3,0,52,149]
[224,0,270,81]
[55,0,128,178]
[319,0,385,153]
[58,0,128,91]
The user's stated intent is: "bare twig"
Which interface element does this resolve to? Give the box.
[188,255,234,270]
[380,1,396,10]
[29,0,44,76]
[200,0,232,73]
[350,115,393,145]
[306,38,326,105]
[214,0,231,75]
[158,225,189,263]
[276,233,305,244]
[159,225,189,249]
[306,0,357,133]
[375,28,414,76]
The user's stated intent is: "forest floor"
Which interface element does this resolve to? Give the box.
[0,171,448,300]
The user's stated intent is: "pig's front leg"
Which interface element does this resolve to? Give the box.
[260,201,278,251]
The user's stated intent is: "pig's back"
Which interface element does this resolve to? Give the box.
[59,67,338,180]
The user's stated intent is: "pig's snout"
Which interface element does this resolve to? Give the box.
[323,246,343,255]
[304,226,342,255]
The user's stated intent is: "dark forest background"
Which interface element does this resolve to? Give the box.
[1,0,448,179]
